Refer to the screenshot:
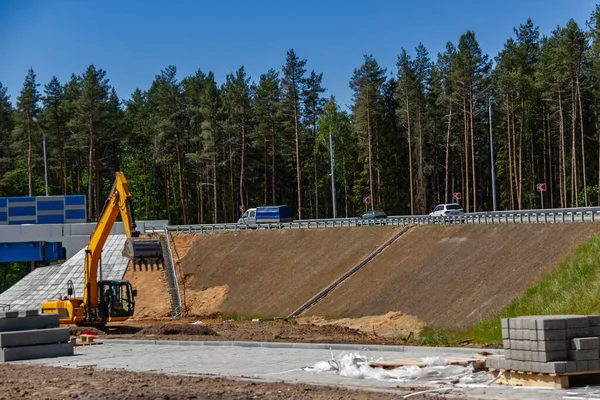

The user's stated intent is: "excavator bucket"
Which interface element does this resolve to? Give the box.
[122,238,164,267]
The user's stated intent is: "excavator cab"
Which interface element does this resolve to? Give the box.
[98,280,136,321]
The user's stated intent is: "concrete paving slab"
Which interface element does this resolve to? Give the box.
[1,342,73,362]
[0,314,59,332]
[15,340,600,400]
[0,327,69,348]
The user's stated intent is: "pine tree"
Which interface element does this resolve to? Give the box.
[281,49,307,219]
[13,68,41,196]
[0,82,13,196]
[252,69,282,205]
[350,55,387,211]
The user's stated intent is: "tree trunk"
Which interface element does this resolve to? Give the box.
[263,134,268,205]
[559,89,566,208]
[506,97,514,210]
[271,122,276,205]
[27,117,32,196]
[406,94,414,215]
[88,118,93,219]
[463,96,470,212]
[293,97,302,219]
[164,165,171,224]
[444,99,452,204]
[240,117,246,209]
[174,133,187,224]
[511,101,520,209]
[469,88,477,212]
[571,84,578,207]
[212,130,218,223]
[576,77,587,206]
[417,109,424,213]
[367,92,374,211]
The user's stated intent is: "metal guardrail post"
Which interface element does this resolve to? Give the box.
[571,213,575,223]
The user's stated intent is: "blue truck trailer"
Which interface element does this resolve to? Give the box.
[237,205,293,228]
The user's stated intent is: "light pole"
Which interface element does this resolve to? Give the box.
[32,117,48,196]
[489,97,497,211]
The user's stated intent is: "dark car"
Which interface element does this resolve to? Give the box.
[360,210,387,219]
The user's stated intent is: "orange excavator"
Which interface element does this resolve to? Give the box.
[41,172,163,326]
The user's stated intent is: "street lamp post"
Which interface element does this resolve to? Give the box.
[32,117,48,196]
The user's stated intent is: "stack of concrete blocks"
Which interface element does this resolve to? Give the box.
[486,315,600,374]
[0,309,73,362]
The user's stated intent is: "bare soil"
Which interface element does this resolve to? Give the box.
[308,224,600,330]
[2,363,443,400]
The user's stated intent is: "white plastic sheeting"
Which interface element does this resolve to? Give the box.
[303,352,492,384]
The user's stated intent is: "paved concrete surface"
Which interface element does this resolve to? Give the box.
[0,235,129,310]
[14,340,600,399]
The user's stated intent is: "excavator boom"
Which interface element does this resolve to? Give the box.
[41,171,163,326]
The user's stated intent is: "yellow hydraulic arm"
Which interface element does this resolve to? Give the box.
[83,171,138,312]
[41,171,163,326]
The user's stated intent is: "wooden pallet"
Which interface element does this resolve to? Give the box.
[491,368,600,389]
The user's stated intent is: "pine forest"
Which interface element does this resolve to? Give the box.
[3,8,600,224]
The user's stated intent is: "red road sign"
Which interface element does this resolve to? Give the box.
[240,205,246,212]
[537,183,547,192]
[453,192,462,200]
[363,196,370,204]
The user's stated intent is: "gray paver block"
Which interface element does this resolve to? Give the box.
[588,359,600,370]
[22,309,39,317]
[571,337,600,350]
[565,316,590,328]
[537,350,568,362]
[503,338,510,349]
[566,360,578,373]
[589,326,600,337]
[588,316,600,326]
[537,340,569,351]
[537,329,567,341]
[502,328,509,340]
[576,360,589,371]
[501,318,509,329]
[568,349,598,361]
[536,317,566,330]
[568,327,590,339]
[0,342,73,362]
[0,327,69,348]
[0,311,18,319]
[0,314,59,332]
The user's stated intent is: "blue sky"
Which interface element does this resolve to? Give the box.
[0,1,596,111]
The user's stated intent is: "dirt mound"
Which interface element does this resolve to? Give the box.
[307,224,600,330]
[299,311,426,339]
[177,227,400,317]
[180,284,228,316]
[123,262,171,319]
[168,232,198,262]
[137,323,218,336]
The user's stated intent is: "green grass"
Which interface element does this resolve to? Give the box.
[414,231,600,345]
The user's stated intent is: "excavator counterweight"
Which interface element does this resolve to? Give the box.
[122,237,164,266]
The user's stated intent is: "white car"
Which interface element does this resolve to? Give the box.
[429,203,465,217]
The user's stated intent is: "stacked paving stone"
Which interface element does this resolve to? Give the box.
[486,315,600,374]
[0,310,73,362]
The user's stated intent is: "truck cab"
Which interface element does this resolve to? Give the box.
[237,208,258,228]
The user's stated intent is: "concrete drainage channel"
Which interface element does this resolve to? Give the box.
[0,310,72,362]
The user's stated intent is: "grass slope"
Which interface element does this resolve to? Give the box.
[417,231,600,345]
